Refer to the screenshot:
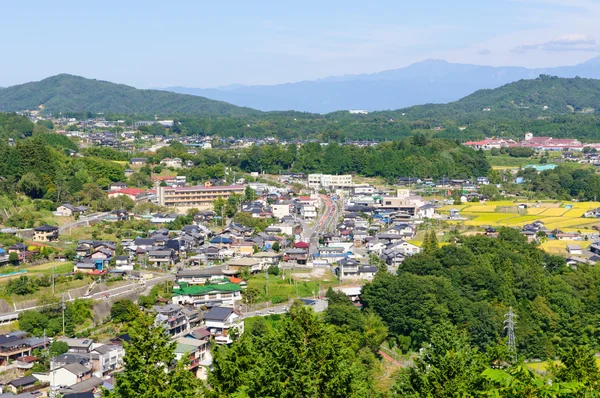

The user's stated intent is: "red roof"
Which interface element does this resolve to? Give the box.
[294,241,310,248]
[229,277,243,284]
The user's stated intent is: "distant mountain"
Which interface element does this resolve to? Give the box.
[0,74,260,116]
[166,57,600,113]
[388,75,600,119]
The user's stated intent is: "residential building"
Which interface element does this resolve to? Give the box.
[160,158,183,168]
[272,203,291,220]
[153,304,189,337]
[301,205,317,220]
[171,283,242,307]
[129,158,147,165]
[33,225,59,242]
[156,185,245,211]
[203,306,244,345]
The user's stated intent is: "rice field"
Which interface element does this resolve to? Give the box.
[449,200,600,232]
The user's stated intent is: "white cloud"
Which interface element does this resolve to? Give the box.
[477,49,491,55]
[512,34,600,53]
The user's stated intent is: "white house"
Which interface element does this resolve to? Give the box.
[272,203,291,220]
[34,363,93,388]
[203,306,244,345]
[160,158,183,168]
[301,205,317,220]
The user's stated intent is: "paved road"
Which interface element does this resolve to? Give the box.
[59,212,110,232]
[0,274,174,323]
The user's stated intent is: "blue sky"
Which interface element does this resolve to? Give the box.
[3,0,600,88]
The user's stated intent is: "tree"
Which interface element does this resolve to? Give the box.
[421,230,438,255]
[272,241,280,252]
[551,346,600,391]
[208,307,374,397]
[245,186,258,202]
[391,323,488,397]
[111,299,141,323]
[8,252,19,265]
[103,313,200,398]
[49,341,69,357]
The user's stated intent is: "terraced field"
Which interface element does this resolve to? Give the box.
[441,201,600,232]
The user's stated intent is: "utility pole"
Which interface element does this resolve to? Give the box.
[52,267,55,294]
[504,307,517,363]
[265,268,269,298]
[62,295,66,336]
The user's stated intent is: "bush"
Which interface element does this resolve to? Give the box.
[267,265,280,276]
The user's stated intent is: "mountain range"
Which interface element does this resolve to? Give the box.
[0,74,258,116]
[165,57,600,113]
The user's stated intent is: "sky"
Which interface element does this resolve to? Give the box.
[3,0,600,88]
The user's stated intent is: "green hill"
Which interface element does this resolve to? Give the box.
[0,74,260,116]
[389,75,600,120]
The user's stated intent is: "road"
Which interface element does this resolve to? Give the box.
[241,298,328,318]
[302,194,339,254]
[0,274,174,324]
[58,212,110,232]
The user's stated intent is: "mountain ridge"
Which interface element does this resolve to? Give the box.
[0,74,260,116]
[165,57,600,113]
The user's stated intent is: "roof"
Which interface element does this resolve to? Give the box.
[226,257,259,267]
[34,224,59,232]
[9,375,38,387]
[293,241,310,248]
[60,377,103,394]
[63,363,91,376]
[204,306,235,322]
[173,283,241,296]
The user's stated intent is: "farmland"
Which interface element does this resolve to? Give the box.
[437,200,600,255]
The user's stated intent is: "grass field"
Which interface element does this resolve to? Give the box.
[247,271,340,304]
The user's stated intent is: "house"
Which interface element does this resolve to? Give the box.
[34,363,92,388]
[74,259,104,274]
[109,182,128,191]
[203,306,244,345]
[172,282,242,307]
[153,304,189,337]
[566,244,583,256]
[147,250,175,267]
[57,203,76,217]
[251,252,282,269]
[176,266,229,285]
[89,344,125,377]
[417,204,436,219]
[284,248,309,264]
[160,158,183,168]
[130,158,147,166]
[61,338,94,354]
[230,242,255,257]
[449,208,461,219]
[114,256,132,271]
[124,169,135,177]
[301,205,317,220]
[33,225,59,242]
[272,203,291,220]
[224,257,262,274]
[6,375,39,394]
[174,337,210,377]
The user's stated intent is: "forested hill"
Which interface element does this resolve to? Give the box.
[0,74,260,116]
[385,75,600,120]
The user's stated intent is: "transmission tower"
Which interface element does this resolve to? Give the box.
[504,307,517,362]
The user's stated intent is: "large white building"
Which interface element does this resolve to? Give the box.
[307,174,353,189]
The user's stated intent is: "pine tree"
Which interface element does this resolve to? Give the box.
[422,230,438,255]
[103,313,200,398]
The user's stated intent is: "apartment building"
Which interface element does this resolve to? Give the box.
[156,185,245,211]
[307,174,353,189]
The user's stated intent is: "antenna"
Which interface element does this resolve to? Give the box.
[504,307,517,362]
